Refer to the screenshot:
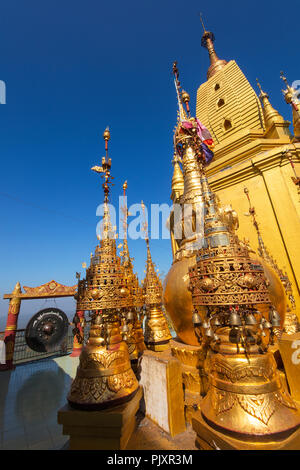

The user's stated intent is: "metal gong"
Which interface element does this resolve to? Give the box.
[25,307,69,353]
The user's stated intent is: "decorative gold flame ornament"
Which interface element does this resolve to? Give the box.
[119,182,146,368]
[67,128,138,410]
[188,163,300,439]
[141,202,172,351]
[244,187,300,336]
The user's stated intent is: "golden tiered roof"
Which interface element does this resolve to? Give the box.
[76,129,132,312]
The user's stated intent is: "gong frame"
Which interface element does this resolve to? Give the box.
[2,280,77,369]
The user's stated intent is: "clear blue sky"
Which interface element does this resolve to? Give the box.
[0,0,298,328]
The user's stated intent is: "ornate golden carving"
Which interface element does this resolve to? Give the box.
[23,280,77,297]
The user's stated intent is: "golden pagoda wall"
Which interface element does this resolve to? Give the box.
[196,60,264,143]
[196,61,300,320]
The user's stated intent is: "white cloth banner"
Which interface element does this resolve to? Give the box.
[0,340,6,364]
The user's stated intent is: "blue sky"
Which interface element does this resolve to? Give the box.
[0,0,299,328]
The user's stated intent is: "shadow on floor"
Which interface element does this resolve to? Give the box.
[0,355,78,450]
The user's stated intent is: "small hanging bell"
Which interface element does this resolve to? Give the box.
[127,311,134,321]
[94,315,103,326]
[245,313,257,325]
[269,308,281,327]
[202,320,209,329]
[213,317,221,327]
[229,311,242,326]
[192,312,202,326]
[205,327,214,338]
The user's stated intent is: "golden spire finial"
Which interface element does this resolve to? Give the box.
[91,127,114,204]
[141,200,149,241]
[244,187,272,261]
[172,61,189,121]
[256,78,266,97]
[200,12,206,33]
[200,18,227,80]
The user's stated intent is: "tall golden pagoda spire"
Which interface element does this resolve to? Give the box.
[141,201,172,351]
[256,78,285,130]
[120,181,132,267]
[200,14,227,80]
[119,182,145,369]
[244,187,299,335]
[280,71,300,141]
[68,128,138,410]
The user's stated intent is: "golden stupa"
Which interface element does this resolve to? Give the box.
[118,181,146,368]
[183,123,300,443]
[67,128,139,409]
[164,60,287,346]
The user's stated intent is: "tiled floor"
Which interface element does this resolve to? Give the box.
[0,355,79,450]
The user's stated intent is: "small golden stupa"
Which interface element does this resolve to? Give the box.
[119,181,146,368]
[244,187,300,335]
[141,202,172,351]
[188,150,300,441]
[67,128,138,409]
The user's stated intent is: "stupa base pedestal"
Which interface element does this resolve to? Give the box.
[57,386,143,450]
[192,411,300,450]
[184,391,202,424]
[139,349,186,437]
[170,339,208,423]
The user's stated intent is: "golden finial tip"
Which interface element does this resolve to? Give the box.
[123,181,128,191]
[103,126,110,141]
[199,12,206,32]
[244,187,249,194]
[181,90,190,103]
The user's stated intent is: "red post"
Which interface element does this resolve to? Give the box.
[1,282,22,370]
[70,310,85,357]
